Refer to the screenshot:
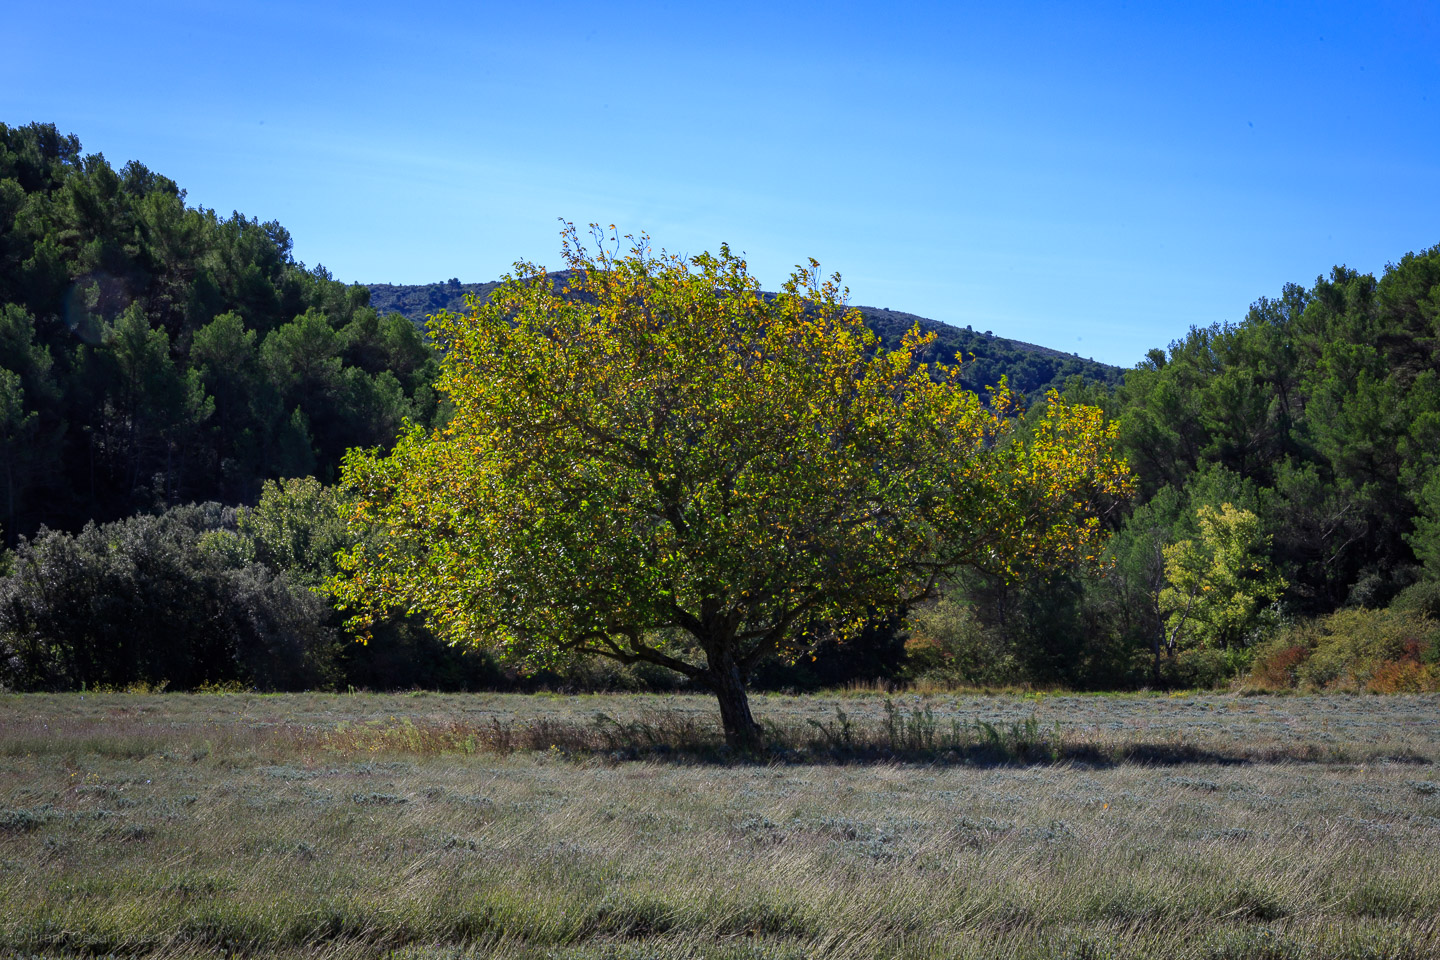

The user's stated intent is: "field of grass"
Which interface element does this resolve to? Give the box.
[3,691,1440,959]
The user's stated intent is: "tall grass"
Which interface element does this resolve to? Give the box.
[3,692,1439,958]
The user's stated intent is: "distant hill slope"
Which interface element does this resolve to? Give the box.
[367,279,503,325]
[366,277,1122,398]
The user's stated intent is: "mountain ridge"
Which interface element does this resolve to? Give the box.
[366,276,1123,397]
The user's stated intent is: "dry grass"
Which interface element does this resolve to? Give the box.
[3,691,1440,958]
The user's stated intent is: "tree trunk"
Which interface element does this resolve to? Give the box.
[1152,629,1162,688]
[706,645,762,752]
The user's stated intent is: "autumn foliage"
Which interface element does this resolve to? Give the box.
[330,225,1131,746]
[1244,607,1440,693]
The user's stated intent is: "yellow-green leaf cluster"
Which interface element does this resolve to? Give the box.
[329,225,1131,674]
[1161,503,1286,651]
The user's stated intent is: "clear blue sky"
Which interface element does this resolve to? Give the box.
[6,1,1438,366]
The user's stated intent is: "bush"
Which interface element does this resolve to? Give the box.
[223,562,339,690]
[237,477,350,589]
[902,596,1019,687]
[337,614,507,692]
[1391,579,1440,623]
[1365,659,1436,693]
[1248,643,1309,689]
[0,505,337,691]
[527,654,687,693]
[1243,607,1440,692]
[1162,647,1236,690]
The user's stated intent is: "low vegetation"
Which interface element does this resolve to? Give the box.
[4,691,1440,959]
[1244,605,1440,694]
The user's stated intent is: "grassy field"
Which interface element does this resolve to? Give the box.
[3,691,1440,959]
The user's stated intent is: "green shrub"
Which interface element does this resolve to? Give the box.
[1391,579,1440,625]
[1162,646,1236,689]
[0,505,336,691]
[1299,608,1436,689]
[903,596,1018,687]
[529,652,685,693]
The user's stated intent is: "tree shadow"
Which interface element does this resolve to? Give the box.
[573,737,1432,770]
[564,728,1428,771]
[299,710,1434,770]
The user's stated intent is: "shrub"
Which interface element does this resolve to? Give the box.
[902,596,1018,687]
[1390,579,1440,624]
[1299,608,1436,689]
[1365,659,1437,694]
[237,477,350,589]
[1249,643,1308,689]
[532,653,686,693]
[1162,646,1234,689]
[1243,606,1439,692]
[0,505,337,691]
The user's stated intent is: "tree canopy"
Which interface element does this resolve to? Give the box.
[368,278,1122,401]
[0,122,440,545]
[1160,503,1286,655]
[332,226,1131,746]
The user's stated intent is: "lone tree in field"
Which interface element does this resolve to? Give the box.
[331,225,1130,749]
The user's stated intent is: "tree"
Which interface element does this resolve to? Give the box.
[93,303,212,505]
[331,226,1131,749]
[0,124,445,540]
[237,476,350,589]
[1160,503,1286,655]
[1098,485,1184,686]
[0,370,38,540]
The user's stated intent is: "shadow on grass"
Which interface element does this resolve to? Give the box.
[299,704,1435,769]
[4,700,1432,770]
[592,739,1433,769]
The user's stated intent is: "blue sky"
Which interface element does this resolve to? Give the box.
[6,1,1438,367]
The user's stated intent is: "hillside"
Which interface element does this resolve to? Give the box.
[0,123,442,544]
[367,278,1123,398]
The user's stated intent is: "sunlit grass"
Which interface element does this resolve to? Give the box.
[3,691,1439,958]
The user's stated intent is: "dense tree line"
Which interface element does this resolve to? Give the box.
[911,249,1440,690]
[1119,257,1440,614]
[0,122,441,546]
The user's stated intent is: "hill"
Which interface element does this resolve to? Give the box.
[367,278,1123,398]
[0,122,441,543]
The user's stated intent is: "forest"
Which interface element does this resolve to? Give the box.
[1,121,1437,694]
